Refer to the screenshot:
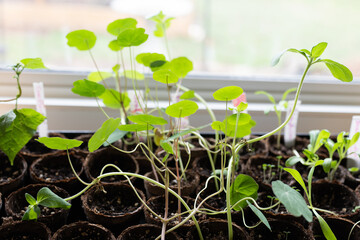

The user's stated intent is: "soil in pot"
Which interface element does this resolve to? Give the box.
[29,150,84,194]
[239,137,269,164]
[52,221,116,240]
[296,162,347,184]
[0,221,51,240]
[0,152,27,196]
[4,184,70,231]
[187,218,250,240]
[244,155,292,191]
[311,180,360,221]
[267,135,309,158]
[81,183,145,235]
[144,195,206,238]
[312,216,360,240]
[179,136,216,162]
[84,147,139,183]
[20,132,65,164]
[250,218,313,240]
[144,168,200,197]
[117,223,181,240]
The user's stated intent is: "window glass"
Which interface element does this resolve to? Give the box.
[0,0,358,78]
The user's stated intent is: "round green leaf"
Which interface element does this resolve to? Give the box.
[72,79,105,97]
[224,113,252,126]
[121,70,144,80]
[136,53,166,66]
[230,174,259,210]
[166,100,198,118]
[20,58,46,69]
[107,18,137,36]
[87,71,112,82]
[37,137,82,150]
[180,90,195,100]
[117,28,148,47]
[211,121,225,131]
[170,57,193,78]
[89,118,121,152]
[118,124,153,132]
[150,61,170,72]
[213,86,243,101]
[99,89,130,109]
[128,114,167,125]
[66,30,96,51]
[108,40,123,51]
[153,69,178,84]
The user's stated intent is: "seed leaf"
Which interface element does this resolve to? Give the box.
[20,58,47,69]
[311,42,328,58]
[37,187,71,209]
[320,59,353,82]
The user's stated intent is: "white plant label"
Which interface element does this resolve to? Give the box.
[348,116,360,167]
[128,90,144,114]
[284,100,301,148]
[33,82,48,137]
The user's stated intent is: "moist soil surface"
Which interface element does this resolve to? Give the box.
[55,226,112,240]
[86,186,140,216]
[3,234,44,240]
[0,158,21,183]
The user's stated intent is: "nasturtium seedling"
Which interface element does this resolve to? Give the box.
[166,100,198,118]
[213,86,243,101]
[211,121,225,131]
[87,71,112,82]
[169,57,193,78]
[37,137,82,150]
[107,18,137,36]
[128,114,168,125]
[153,69,178,84]
[149,11,174,37]
[88,118,121,152]
[23,187,71,221]
[72,79,105,98]
[20,58,47,69]
[66,30,96,51]
[100,89,130,109]
[180,90,195,99]
[117,28,148,47]
[0,109,46,165]
[136,53,166,67]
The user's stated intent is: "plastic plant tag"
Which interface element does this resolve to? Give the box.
[284,100,301,148]
[232,93,250,139]
[347,116,360,167]
[33,82,48,137]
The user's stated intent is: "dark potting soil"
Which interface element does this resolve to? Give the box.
[86,186,140,216]
[2,234,44,240]
[0,157,22,183]
[55,226,110,240]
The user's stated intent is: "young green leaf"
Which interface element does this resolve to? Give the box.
[224,113,252,126]
[272,180,313,222]
[230,174,258,211]
[153,69,178,84]
[25,193,37,205]
[118,124,153,132]
[313,210,336,240]
[311,42,328,58]
[150,61,170,72]
[100,89,130,109]
[36,137,83,150]
[87,71,112,82]
[128,114,168,125]
[160,141,174,154]
[281,88,297,101]
[255,91,276,104]
[22,205,41,221]
[224,120,255,138]
[108,40,123,51]
[322,158,332,173]
[0,109,45,165]
[72,79,105,97]
[246,200,271,231]
[102,128,128,147]
[236,102,248,112]
[213,86,243,101]
[107,18,137,36]
[180,90,195,99]
[36,187,71,209]
[166,100,198,118]
[149,11,174,37]
[320,59,353,82]
[283,168,308,196]
[169,57,193,78]
[271,48,305,66]
[136,53,166,66]
[117,28,148,47]
[20,58,47,69]
[121,70,145,80]
[285,156,305,167]
[350,132,360,147]
[66,30,96,51]
[211,121,225,131]
[88,118,121,152]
